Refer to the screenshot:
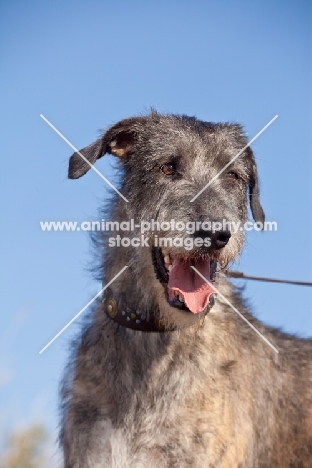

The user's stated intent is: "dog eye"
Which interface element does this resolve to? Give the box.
[226,171,239,183]
[160,164,175,176]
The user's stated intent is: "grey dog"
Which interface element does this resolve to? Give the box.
[61,112,312,467]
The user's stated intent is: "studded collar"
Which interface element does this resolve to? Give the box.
[103,292,216,332]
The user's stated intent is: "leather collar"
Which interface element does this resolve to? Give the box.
[103,293,216,332]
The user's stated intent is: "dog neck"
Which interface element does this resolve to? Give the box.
[102,292,216,332]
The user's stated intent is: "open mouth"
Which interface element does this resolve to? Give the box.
[152,248,217,314]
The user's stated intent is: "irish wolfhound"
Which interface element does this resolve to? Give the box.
[61,112,312,467]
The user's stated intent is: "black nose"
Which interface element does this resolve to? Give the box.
[213,230,231,249]
[194,229,231,249]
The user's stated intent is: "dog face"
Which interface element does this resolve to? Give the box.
[69,112,264,316]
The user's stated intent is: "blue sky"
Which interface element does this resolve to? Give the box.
[1,0,311,464]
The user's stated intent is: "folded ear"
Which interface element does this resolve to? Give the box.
[68,116,146,179]
[246,147,265,226]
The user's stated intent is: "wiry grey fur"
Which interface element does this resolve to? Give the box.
[61,112,312,467]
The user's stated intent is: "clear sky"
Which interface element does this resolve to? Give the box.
[1,0,311,465]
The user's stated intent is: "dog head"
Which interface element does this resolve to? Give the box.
[69,112,264,318]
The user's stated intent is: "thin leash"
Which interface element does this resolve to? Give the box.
[227,271,312,287]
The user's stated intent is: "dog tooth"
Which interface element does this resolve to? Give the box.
[168,265,173,272]
[164,255,170,264]
[178,295,184,303]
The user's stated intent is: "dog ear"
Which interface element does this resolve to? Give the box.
[68,117,146,179]
[246,147,265,226]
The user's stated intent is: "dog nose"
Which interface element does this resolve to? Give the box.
[212,230,231,249]
[193,230,231,249]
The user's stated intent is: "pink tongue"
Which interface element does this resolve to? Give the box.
[168,258,217,314]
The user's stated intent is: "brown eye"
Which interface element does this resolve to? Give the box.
[227,171,239,183]
[160,163,175,175]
